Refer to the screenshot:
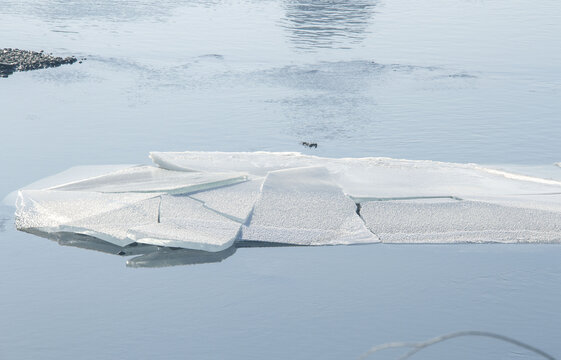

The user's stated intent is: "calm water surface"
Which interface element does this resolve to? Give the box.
[1,0,560,359]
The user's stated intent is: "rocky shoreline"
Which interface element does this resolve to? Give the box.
[1,48,78,78]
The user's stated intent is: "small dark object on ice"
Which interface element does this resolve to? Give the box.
[301,141,318,148]
[0,48,78,78]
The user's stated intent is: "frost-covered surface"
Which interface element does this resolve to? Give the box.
[190,178,265,223]
[16,190,160,246]
[13,151,561,252]
[241,167,378,245]
[128,195,241,251]
[361,198,561,243]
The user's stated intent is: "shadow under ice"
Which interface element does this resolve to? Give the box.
[22,230,299,268]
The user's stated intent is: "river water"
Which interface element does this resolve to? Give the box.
[1,1,560,359]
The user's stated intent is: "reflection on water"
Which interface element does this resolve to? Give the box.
[0,0,201,21]
[23,230,298,268]
[282,0,377,50]
[126,245,237,268]
[0,207,11,233]
[360,331,556,360]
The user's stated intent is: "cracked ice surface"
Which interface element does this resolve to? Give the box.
[360,198,561,243]
[49,165,247,194]
[241,167,379,245]
[16,190,160,246]
[128,195,242,252]
[150,151,561,198]
[189,178,265,223]
[12,151,561,252]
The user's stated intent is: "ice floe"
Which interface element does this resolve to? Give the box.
[10,151,561,265]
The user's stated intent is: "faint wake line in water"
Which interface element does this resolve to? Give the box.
[359,330,556,360]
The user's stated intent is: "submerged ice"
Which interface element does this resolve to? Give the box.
[12,151,561,262]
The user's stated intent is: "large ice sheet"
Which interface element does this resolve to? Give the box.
[15,190,160,246]
[50,165,248,194]
[150,151,561,198]
[241,167,379,245]
[189,178,265,223]
[127,195,241,252]
[360,198,561,243]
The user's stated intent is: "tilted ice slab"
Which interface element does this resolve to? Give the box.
[127,195,241,252]
[189,178,265,223]
[2,164,134,206]
[241,167,379,245]
[49,165,248,194]
[15,190,160,246]
[360,197,561,243]
[150,151,561,198]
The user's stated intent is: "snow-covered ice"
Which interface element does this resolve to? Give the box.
[11,151,561,253]
[190,178,265,223]
[127,195,242,252]
[16,190,160,246]
[360,197,561,243]
[241,167,379,245]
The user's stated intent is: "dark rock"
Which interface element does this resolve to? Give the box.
[1,48,78,78]
[301,141,318,149]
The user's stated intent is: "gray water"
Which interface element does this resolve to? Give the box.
[1,0,560,359]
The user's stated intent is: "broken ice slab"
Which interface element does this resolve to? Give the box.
[150,151,322,175]
[49,165,248,194]
[15,190,160,246]
[360,197,561,243]
[2,164,134,206]
[127,195,242,252]
[150,151,561,198]
[189,178,265,223]
[241,167,379,246]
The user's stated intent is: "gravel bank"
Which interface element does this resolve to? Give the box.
[1,48,78,77]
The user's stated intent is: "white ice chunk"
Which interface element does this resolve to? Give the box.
[189,178,265,223]
[2,164,134,206]
[49,165,248,194]
[360,198,561,243]
[150,151,318,175]
[15,190,160,246]
[127,195,241,252]
[241,167,379,245]
[150,151,561,198]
